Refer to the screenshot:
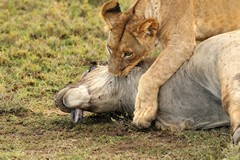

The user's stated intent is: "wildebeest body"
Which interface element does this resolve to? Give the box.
[55,30,240,143]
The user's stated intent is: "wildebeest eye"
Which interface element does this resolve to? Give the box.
[123,51,133,58]
[106,45,112,55]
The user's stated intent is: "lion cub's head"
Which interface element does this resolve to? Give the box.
[101,0,158,76]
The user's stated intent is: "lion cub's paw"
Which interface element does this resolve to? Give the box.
[233,128,240,145]
[132,96,157,128]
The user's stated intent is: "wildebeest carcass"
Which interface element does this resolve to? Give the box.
[55,31,240,144]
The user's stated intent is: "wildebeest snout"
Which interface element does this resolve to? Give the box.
[63,86,90,109]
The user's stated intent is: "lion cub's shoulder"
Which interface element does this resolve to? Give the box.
[194,0,240,40]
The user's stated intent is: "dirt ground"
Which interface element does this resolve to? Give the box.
[0,104,236,159]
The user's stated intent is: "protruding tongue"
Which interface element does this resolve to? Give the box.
[71,109,83,123]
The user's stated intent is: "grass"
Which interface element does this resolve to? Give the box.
[1,0,240,159]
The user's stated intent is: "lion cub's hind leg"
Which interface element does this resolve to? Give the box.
[219,43,240,145]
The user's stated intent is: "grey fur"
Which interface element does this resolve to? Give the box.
[55,30,240,142]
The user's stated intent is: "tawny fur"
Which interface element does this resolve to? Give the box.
[101,0,240,128]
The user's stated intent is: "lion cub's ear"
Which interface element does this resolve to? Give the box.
[137,18,159,37]
[101,0,122,29]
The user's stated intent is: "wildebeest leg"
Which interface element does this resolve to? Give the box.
[219,44,240,144]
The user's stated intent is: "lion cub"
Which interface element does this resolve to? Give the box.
[101,0,240,129]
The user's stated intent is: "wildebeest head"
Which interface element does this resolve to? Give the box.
[55,60,153,123]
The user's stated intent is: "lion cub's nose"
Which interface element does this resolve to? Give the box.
[108,67,121,77]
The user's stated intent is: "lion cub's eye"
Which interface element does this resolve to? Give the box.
[123,51,133,58]
[106,45,112,55]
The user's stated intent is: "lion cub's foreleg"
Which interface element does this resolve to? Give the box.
[219,44,240,145]
[133,42,195,128]
[132,0,195,128]
[133,73,159,128]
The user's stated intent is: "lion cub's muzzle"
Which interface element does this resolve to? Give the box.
[108,64,135,77]
[108,64,124,77]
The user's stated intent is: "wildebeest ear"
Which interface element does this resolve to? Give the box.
[137,18,159,36]
[101,0,122,29]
